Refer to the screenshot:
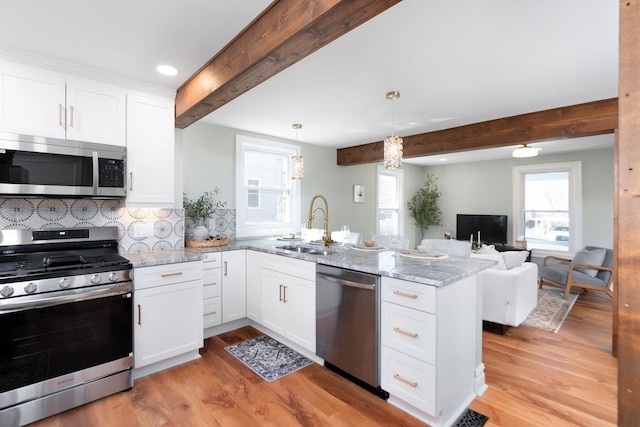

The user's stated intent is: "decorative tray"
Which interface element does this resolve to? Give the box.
[350,244,387,251]
[399,250,448,260]
[185,236,229,248]
[310,240,343,247]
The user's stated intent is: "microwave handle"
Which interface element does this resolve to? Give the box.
[92,151,99,194]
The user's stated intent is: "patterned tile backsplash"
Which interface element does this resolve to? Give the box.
[0,198,236,254]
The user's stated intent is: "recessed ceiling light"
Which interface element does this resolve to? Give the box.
[439,158,447,162]
[156,65,178,76]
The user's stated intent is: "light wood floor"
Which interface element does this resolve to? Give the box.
[33,289,616,427]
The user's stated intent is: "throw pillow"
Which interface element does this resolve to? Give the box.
[477,244,499,254]
[573,248,607,277]
[502,251,529,270]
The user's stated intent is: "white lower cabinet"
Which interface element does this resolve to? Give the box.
[221,250,246,323]
[133,261,203,369]
[202,252,222,329]
[258,253,315,352]
[246,250,261,322]
[380,275,477,427]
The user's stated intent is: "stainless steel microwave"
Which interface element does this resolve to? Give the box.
[0,133,126,198]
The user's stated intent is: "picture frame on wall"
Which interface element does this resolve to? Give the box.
[353,185,365,203]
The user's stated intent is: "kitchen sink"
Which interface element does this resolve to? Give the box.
[276,245,334,255]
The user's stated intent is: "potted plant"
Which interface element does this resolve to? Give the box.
[183,188,226,240]
[408,174,443,240]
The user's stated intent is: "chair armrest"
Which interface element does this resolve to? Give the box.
[568,262,613,274]
[542,255,572,266]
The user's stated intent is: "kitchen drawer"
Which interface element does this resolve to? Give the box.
[133,261,203,290]
[261,252,315,281]
[381,346,436,416]
[381,301,436,365]
[203,297,221,328]
[202,252,222,265]
[203,265,221,287]
[381,276,436,314]
[203,282,220,299]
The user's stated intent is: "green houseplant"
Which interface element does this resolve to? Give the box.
[408,174,443,239]
[183,189,227,240]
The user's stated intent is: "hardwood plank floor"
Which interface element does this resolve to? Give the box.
[32,289,616,427]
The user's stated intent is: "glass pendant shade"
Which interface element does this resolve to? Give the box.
[291,155,304,179]
[384,135,403,169]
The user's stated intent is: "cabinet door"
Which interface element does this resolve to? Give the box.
[283,276,315,352]
[260,269,285,336]
[134,280,203,368]
[221,250,246,323]
[126,93,175,206]
[66,78,126,146]
[0,61,66,138]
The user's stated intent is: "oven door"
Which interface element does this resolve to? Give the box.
[0,282,133,411]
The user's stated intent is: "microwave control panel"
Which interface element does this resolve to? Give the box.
[98,158,125,188]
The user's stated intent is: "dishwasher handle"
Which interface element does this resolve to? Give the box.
[316,272,376,290]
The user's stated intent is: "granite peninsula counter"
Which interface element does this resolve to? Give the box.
[125,239,496,288]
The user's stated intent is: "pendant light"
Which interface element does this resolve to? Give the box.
[512,144,540,158]
[291,123,304,179]
[384,91,403,169]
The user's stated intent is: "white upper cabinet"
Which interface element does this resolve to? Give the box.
[0,60,126,146]
[125,93,175,206]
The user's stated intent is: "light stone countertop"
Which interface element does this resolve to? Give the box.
[124,239,496,287]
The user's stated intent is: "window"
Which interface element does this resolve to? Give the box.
[377,166,404,235]
[513,162,582,254]
[236,136,300,238]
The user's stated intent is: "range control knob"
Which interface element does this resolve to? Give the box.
[24,283,38,294]
[59,277,71,289]
[0,285,14,297]
[108,272,119,282]
[91,274,102,285]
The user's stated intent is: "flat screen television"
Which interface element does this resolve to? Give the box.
[456,214,508,245]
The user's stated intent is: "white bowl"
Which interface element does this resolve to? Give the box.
[416,245,430,253]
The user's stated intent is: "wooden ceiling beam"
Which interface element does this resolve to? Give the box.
[175,0,401,129]
[336,97,619,166]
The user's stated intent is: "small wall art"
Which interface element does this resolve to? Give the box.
[353,185,365,203]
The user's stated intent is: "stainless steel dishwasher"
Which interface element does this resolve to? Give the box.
[315,264,388,398]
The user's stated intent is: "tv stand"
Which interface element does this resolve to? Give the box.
[488,243,531,261]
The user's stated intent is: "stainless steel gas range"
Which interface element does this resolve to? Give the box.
[0,227,133,427]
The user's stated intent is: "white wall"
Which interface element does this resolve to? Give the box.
[422,148,614,249]
[181,122,613,251]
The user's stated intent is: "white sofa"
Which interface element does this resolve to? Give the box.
[472,252,538,329]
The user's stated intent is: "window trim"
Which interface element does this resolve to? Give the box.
[376,165,404,235]
[235,135,300,238]
[512,161,582,256]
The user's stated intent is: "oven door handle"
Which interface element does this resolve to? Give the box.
[0,282,133,313]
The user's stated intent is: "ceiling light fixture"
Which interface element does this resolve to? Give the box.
[291,124,304,180]
[384,91,403,169]
[512,144,540,158]
[156,65,178,76]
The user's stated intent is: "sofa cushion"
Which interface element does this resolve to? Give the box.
[503,251,529,270]
[572,248,606,277]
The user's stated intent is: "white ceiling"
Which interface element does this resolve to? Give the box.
[0,0,618,163]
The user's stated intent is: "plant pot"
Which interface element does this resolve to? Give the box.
[192,225,210,241]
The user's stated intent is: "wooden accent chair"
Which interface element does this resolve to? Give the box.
[538,246,614,300]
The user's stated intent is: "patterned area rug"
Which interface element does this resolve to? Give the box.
[225,335,313,382]
[456,408,489,427]
[522,287,580,333]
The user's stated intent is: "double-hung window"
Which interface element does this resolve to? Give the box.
[236,136,300,238]
[377,165,404,235]
[513,162,582,254]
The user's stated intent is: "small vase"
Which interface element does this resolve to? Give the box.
[193,225,210,241]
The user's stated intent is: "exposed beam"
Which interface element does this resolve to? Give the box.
[336,98,618,166]
[617,0,640,424]
[175,0,401,129]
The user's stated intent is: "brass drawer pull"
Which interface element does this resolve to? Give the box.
[393,327,418,338]
[393,373,418,388]
[137,304,142,325]
[161,272,183,278]
[393,290,418,299]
